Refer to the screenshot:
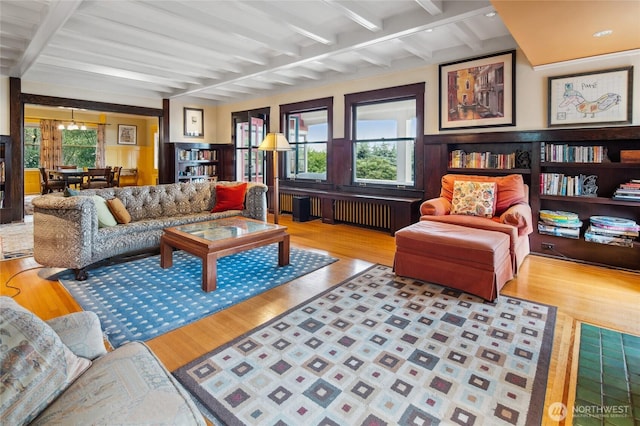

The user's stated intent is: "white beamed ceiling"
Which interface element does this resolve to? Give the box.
[1,0,637,105]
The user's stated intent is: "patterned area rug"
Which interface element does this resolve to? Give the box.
[0,216,34,260]
[59,246,337,349]
[174,264,556,426]
[570,323,639,425]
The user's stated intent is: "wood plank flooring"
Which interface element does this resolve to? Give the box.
[2,214,639,425]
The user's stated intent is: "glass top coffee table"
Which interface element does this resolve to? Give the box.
[160,216,289,292]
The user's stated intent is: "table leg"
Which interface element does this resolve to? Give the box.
[279,234,290,266]
[203,252,218,292]
[160,237,173,269]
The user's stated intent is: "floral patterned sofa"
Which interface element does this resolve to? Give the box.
[0,296,205,425]
[32,181,267,279]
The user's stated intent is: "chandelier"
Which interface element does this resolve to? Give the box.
[58,109,87,131]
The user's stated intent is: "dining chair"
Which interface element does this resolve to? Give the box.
[55,165,83,187]
[39,167,66,194]
[81,167,112,189]
[110,166,122,187]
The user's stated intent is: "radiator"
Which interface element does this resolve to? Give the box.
[279,193,391,230]
[279,193,321,217]
[334,199,390,230]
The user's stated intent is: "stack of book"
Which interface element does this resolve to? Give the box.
[538,210,582,239]
[612,179,640,202]
[585,216,639,247]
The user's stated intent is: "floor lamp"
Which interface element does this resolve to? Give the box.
[258,133,291,224]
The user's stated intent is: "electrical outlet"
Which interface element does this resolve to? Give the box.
[542,243,554,250]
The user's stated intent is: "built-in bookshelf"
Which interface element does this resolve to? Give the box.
[168,143,227,184]
[424,126,640,270]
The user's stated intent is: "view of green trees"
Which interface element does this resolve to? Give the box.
[23,127,97,168]
[306,150,326,173]
[355,142,397,180]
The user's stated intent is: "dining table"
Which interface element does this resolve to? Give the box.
[49,168,86,188]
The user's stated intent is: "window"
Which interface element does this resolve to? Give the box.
[350,94,420,187]
[232,108,269,182]
[281,98,332,181]
[24,126,41,168]
[23,125,97,168]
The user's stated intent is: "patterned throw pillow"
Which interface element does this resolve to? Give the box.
[450,180,497,218]
[0,297,91,425]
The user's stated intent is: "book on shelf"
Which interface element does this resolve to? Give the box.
[539,174,597,197]
[449,150,517,169]
[612,179,640,202]
[584,232,635,247]
[178,149,218,161]
[537,222,580,239]
[540,142,608,163]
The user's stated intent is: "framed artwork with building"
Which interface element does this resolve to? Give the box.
[439,50,516,130]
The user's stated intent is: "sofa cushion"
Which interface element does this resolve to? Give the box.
[0,297,91,425]
[440,174,526,215]
[46,311,107,360]
[92,195,118,228]
[106,197,132,224]
[450,180,496,218]
[30,342,206,425]
[212,182,247,212]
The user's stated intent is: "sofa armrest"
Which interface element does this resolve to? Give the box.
[32,194,98,270]
[499,203,533,236]
[243,183,268,221]
[46,311,107,360]
[420,197,451,216]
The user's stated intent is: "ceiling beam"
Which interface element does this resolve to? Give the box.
[415,0,444,15]
[9,0,83,77]
[241,1,337,45]
[449,21,483,51]
[323,0,383,31]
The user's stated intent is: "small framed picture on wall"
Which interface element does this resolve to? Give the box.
[184,107,204,137]
[118,124,137,145]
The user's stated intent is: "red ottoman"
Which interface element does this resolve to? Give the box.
[394,221,514,301]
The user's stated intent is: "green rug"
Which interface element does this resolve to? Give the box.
[174,264,557,425]
[572,323,639,425]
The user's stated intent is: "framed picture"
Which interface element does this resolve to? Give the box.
[439,50,516,130]
[118,124,137,145]
[548,66,633,127]
[184,107,204,137]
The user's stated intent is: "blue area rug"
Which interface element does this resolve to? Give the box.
[59,246,337,348]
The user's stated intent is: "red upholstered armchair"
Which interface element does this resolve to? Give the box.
[420,174,533,274]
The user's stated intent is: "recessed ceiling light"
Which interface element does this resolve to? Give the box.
[485,11,497,18]
[425,28,434,33]
[593,29,613,37]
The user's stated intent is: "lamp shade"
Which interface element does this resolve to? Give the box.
[258,133,292,151]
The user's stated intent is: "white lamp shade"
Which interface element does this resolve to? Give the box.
[258,133,292,151]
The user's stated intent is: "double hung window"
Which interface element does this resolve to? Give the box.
[351,98,417,187]
[281,98,332,181]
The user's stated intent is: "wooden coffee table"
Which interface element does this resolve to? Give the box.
[160,216,289,292]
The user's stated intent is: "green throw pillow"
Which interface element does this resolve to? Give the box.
[92,195,118,228]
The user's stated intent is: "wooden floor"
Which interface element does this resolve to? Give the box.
[2,214,639,425]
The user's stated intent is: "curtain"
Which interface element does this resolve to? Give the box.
[40,120,62,169]
[96,124,106,167]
